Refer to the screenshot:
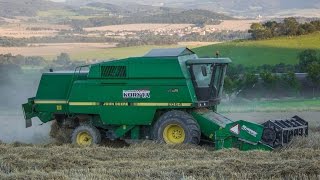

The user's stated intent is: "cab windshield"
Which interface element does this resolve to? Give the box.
[193,64,212,88]
[191,64,226,101]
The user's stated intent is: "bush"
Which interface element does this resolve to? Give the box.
[298,49,319,72]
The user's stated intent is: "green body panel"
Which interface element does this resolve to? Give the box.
[191,111,223,140]
[67,78,194,125]
[28,54,201,125]
[130,126,140,139]
[36,73,74,100]
[192,111,272,151]
[30,53,201,125]
[88,57,187,79]
[114,125,135,139]
[34,72,88,114]
[22,47,272,151]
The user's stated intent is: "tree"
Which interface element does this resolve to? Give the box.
[281,71,301,95]
[310,20,320,30]
[25,56,46,66]
[223,76,235,94]
[282,17,299,36]
[298,49,318,72]
[298,23,316,35]
[226,64,245,79]
[248,23,272,40]
[306,62,320,95]
[260,71,279,90]
[243,73,258,88]
[54,53,71,65]
[263,21,279,37]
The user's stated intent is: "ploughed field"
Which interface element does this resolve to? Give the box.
[0,111,319,180]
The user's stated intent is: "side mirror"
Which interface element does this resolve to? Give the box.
[201,65,207,76]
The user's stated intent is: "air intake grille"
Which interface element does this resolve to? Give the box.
[101,66,126,78]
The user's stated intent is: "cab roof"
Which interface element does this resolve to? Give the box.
[144,47,195,57]
[186,58,232,64]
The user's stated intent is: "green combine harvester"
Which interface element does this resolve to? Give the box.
[22,48,308,150]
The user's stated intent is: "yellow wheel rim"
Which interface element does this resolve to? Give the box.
[76,132,93,146]
[163,124,185,144]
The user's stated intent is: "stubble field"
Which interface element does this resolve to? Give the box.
[0,109,319,180]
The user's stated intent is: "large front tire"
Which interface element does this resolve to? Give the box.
[153,110,201,145]
[71,124,101,146]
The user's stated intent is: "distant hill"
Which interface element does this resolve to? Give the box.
[85,2,181,16]
[0,0,69,17]
[79,2,233,25]
[68,0,320,18]
[0,0,233,26]
[160,0,320,14]
[193,32,320,66]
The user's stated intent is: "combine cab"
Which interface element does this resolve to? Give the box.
[22,48,308,150]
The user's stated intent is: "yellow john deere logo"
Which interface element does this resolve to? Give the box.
[56,105,62,110]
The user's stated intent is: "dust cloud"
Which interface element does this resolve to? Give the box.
[0,69,52,144]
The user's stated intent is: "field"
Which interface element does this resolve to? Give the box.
[70,43,218,60]
[0,19,257,60]
[84,23,193,32]
[1,97,320,179]
[0,139,320,179]
[193,32,320,66]
[0,43,117,60]
[205,20,260,31]
[0,27,58,38]
[37,10,97,20]
[0,23,70,38]
[219,98,320,113]
[274,8,320,18]
[0,43,217,60]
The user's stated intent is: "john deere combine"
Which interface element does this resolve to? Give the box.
[22,48,308,150]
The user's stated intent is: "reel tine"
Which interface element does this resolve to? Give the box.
[261,116,308,148]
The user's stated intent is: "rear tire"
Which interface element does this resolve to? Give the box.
[153,110,201,145]
[71,124,101,146]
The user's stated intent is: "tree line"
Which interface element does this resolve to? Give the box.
[223,49,320,98]
[1,49,320,98]
[68,9,232,29]
[0,31,249,48]
[248,17,320,40]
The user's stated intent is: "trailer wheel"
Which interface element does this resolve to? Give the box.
[153,110,201,145]
[71,125,101,146]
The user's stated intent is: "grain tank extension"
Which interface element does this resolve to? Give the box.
[22,48,308,150]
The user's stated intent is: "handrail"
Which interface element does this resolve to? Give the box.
[66,65,90,104]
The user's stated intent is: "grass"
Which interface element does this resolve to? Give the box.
[1,109,319,179]
[36,43,210,61]
[69,45,188,60]
[219,98,320,113]
[193,32,320,66]
[3,108,319,179]
[68,43,210,61]
[37,10,97,20]
[38,10,77,17]
[0,138,320,180]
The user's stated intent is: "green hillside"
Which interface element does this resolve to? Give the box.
[193,32,320,66]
